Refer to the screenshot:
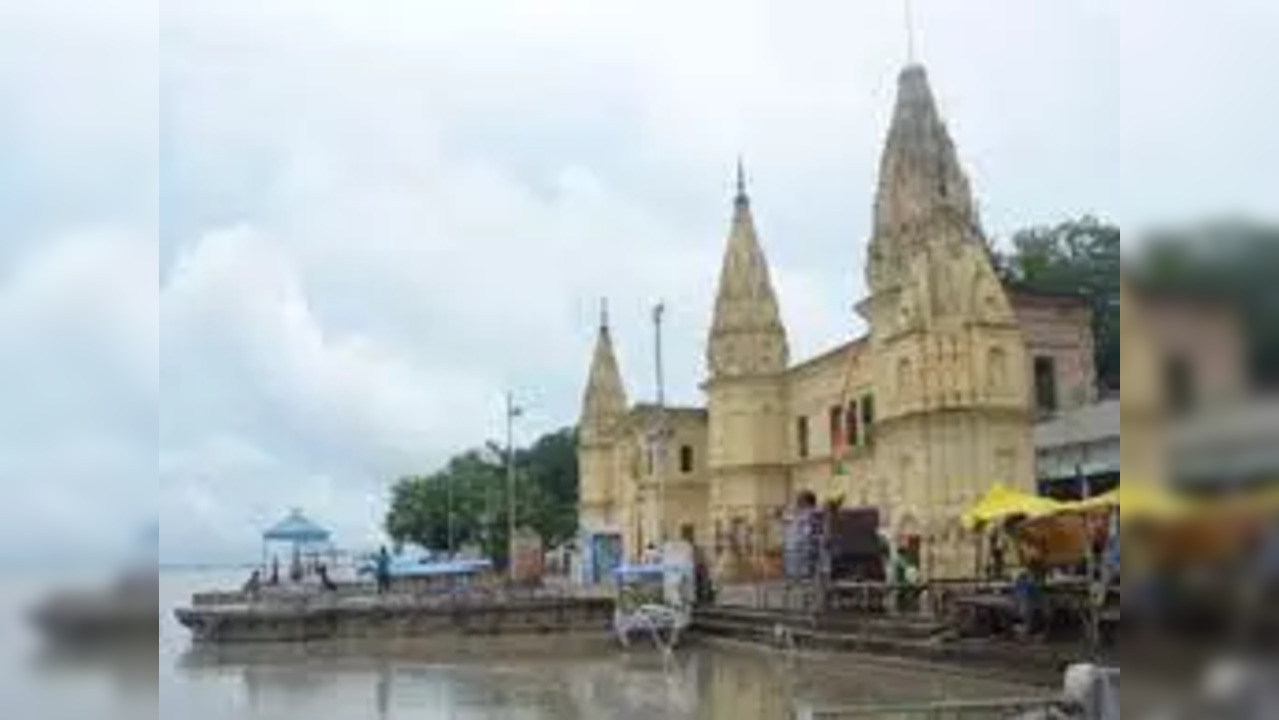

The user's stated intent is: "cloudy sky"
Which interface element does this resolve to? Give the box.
[0,0,1274,563]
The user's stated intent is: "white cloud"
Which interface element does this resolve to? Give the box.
[148,0,1121,562]
[1120,0,1279,234]
[0,230,156,560]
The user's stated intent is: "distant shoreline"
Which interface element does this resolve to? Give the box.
[159,563,256,572]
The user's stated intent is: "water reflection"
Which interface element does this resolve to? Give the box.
[180,640,715,719]
[174,636,1047,720]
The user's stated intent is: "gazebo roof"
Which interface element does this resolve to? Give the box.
[263,509,332,544]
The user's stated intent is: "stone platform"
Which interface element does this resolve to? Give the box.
[175,592,614,644]
[692,605,1103,687]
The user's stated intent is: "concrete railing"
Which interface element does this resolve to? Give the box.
[795,664,1119,719]
[795,696,1069,718]
[194,580,583,611]
[716,578,980,620]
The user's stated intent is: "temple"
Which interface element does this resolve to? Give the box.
[577,64,1100,580]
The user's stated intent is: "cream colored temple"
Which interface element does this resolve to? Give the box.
[577,64,1101,581]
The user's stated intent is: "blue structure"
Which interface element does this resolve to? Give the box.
[357,554,493,579]
[578,530,623,586]
[261,509,333,578]
[612,564,665,580]
[264,509,332,544]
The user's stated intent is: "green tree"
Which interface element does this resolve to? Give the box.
[995,216,1121,392]
[1131,220,1279,390]
[384,427,580,568]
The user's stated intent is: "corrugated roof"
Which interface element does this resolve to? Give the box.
[1033,400,1120,449]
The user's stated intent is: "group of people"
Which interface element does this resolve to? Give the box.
[243,552,340,597]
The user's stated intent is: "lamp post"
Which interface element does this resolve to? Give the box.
[447,469,455,558]
[505,391,524,582]
[652,301,669,545]
[1070,409,1101,655]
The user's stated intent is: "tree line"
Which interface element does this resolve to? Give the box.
[384,428,578,567]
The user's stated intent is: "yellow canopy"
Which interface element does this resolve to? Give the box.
[962,483,1064,531]
[1058,482,1189,524]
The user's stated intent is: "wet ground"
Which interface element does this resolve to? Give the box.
[162,572,1056,719]
[5,570,1061,719]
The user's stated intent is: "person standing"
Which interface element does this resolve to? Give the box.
[642,543,661,566]
[243,569,262,599]
[988,530,1006,581]
[784,491,819,581]
[375,546,392,595]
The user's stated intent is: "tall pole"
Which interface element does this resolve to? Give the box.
[505,391,522,582]
[1072,412,1099,654]
[904,0,917,64]
[653,301,668,545]
[447,469,455,557]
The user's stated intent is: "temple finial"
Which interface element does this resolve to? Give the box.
[599,297,610,332]
[734,156,748,205]
[904,0,918,65]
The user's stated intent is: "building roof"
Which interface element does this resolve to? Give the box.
[1033,400,1120,450]
[629,404,708,421]
[263,509,332,544]
[1005,283,1092,308]
[1171,398,1279,485]
[788,337,868,375]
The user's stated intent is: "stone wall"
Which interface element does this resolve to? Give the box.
[1011,291,1096,412]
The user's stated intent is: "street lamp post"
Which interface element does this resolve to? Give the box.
[447,469,455,557]
[505,391,523,582]
[1070,411,1101,655]
[652,302,668,546]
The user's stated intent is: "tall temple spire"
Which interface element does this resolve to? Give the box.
[580,300,628,438]
[872,64,976,238]
[867,64,979,291]
[707,161,789,379]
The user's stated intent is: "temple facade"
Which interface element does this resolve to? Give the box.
[577,64,1097,581]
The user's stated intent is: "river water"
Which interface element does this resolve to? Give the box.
[3,570,1048,719]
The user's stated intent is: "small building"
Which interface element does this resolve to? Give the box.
[1034,400,1120,500]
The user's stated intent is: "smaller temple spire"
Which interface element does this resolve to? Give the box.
[580,301,629,440]
[707,161,789,379]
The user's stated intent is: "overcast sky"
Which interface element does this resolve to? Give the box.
[0,0,1274,563]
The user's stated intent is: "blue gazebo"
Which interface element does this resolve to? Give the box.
[261,509,334,582]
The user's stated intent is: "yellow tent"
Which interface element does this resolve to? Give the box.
[962,483,1065,531]
[1059,482,1189,524]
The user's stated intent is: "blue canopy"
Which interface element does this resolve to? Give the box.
[357,557,492,579]
[612,563,666,579]
[263,509,331,544]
